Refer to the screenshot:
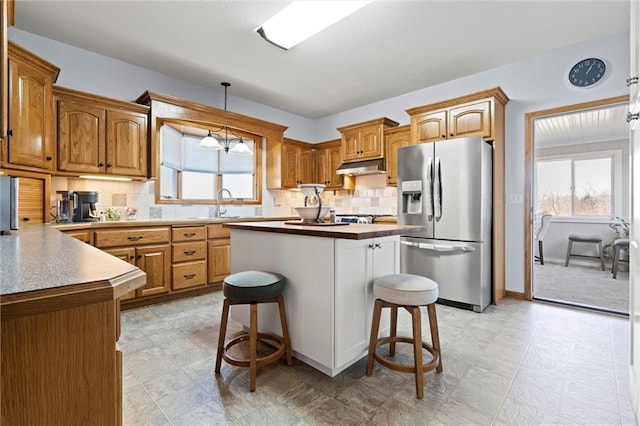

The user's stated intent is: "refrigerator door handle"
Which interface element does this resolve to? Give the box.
[426,157,433,221]
[401,240,476,253]
[434,156,442,221]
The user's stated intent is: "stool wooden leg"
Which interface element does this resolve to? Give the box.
[598,241,605,271]
[249,303,258,392]
[410,306,424,399]
[565,240,573,266]
[215,298,230,374]
[427,303,442,373]
[277,295,293,366]
[366,299,383,376]
[612,245,620,279]
[389,305,398,356]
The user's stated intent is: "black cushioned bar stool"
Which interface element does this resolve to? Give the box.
[366,273,442,399]
[565,234,605,270]
[215,271,292,392]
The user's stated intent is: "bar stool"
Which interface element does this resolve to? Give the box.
[215,271,293,392]
[612,238,630,279]
[366,273,442,399]
[564,234,605,270]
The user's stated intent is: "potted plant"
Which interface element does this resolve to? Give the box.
[603,216,629,262]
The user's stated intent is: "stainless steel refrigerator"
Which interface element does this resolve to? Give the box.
[397,136,492,312]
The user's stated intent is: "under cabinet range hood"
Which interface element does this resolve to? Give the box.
[335,158,385,176]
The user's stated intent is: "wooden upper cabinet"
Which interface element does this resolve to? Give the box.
[407,90,506,144]
[3,42,59,172]
[57,100,105,174]
[448,101,491,139]
[106,110,147,176]
[384,125,410,186]
[338,117,399,163]
[279,138,315,188]
[54,86,149,177]
[315,139,345,189]
[413,109,447,143]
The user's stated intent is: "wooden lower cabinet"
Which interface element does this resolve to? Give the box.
[95,227,171,301]
[136,245,171,297]
[207,224,231,284]
[62,229,93,244]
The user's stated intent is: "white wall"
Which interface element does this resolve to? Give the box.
[10,28,629,294]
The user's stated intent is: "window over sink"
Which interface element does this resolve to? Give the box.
[158,121,260,204]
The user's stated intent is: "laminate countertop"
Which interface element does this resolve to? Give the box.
[223,221,425,240]
[0,225,146,319]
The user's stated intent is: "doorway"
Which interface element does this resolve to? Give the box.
[524,96,630,315]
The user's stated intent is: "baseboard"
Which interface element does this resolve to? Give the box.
[505,290,526,300]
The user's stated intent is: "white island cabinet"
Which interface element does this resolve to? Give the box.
[225,221,422,377]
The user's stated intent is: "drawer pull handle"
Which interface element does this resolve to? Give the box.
[183,232,196,237]
[127,236,143,241]
[184,273,196,279]
[184,250,196,255]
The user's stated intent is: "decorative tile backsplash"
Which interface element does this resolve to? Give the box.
[50,174,398,221]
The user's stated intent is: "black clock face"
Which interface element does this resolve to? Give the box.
[569,58,606,87]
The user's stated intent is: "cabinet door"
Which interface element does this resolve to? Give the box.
[135,245,170,297]
[208,239,230,284]
[328,144,344,188]
[315,147,330,186]
[106,110,147,177]
[6,59,55,170]
[57,101,105,173]
[360,126,383,159]
[282,143,299,188]
[17,175,46,224]
[385,128,410,186]
[298,147,315,185]
[105,247,136,301]
[413,110,447,144]
[448,100,491,139]
[342,129,360,162]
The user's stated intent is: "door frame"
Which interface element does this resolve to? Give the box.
[523,95,629,300]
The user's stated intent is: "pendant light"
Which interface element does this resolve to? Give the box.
[197,82,252,155]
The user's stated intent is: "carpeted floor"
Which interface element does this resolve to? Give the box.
[533,261,629,314]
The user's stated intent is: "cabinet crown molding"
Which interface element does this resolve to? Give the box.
[405,87,509,116]
[337,117,399,133]
[54,86,149,114]
[8,41,60,82]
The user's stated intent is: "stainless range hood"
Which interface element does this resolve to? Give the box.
[335,158,386,176]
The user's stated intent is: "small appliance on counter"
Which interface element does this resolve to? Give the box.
[0,176,19,233]
[73,191,100,222]
[53,191,75,223]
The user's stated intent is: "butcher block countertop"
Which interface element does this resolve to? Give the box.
[223,220,425,240]
[0,225,146,320]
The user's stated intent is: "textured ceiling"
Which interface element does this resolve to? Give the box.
[13,1,629,119]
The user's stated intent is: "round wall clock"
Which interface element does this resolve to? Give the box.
[568,58,607,88]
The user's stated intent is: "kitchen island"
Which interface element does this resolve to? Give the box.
[1,225,146,425]
[223,221,425,376]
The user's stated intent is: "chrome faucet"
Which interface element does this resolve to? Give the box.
[216,188,233,218]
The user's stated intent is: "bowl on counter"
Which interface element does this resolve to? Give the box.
[295,206,331,223]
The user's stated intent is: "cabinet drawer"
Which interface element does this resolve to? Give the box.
[172,241,207,263]
[172,226,206,242]
[207,224,230,239]
[95,227,170,248]
[63,230,93,244]
[172,261,207,290]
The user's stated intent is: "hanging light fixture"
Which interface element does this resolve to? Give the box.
[197,82,252,155]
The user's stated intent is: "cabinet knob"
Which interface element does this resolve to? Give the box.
[98,162,104,167]
[22,217,30,222]
[106,162,113,168]
[449,133,454,137]
[46,156,52,161]
[441,135,446,139]
[7,129,12,136]
[129,255,135,260]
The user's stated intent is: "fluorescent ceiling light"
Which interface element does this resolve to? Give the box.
[79,175,132,182]
[256,1,370,50]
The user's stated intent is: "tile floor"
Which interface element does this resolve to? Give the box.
[120,293,637,425]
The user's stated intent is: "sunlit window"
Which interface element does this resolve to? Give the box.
[536,155,612,216]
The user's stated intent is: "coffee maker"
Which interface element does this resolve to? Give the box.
[73,191,100,222]
[54,191,75,223]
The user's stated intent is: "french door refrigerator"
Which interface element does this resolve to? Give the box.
[397,136,492,312]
